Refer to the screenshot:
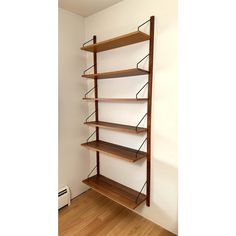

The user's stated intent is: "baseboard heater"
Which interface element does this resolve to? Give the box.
[58,186,71,209]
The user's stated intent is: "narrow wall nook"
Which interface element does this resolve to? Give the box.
[81,16,155,209]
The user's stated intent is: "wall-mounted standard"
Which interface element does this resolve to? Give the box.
[80,16,155,209]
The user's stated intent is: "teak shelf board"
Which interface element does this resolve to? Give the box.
[83,98,148,102]
[81,31,150,52]
[84,121,147,134]
[82,68,149,79]
[82,175,146,209]
[81,140,146,162]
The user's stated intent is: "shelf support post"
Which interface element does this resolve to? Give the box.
[146,16,155,207]
[93,35,100,176]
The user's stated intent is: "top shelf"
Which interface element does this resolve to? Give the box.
[81,31,150,53]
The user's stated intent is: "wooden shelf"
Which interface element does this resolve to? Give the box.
[82,68,149,79]
[83,98,148,102]
[82,175,146,209]
[81,140,146,162]
[85,121,147,134]
[81,31,150,52]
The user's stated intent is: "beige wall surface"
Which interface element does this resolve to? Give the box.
[84,0,178,233]
[59,8,90,198]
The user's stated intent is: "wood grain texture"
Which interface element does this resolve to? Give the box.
[83,98,148,102]
[81,140,146,162]
[84,121,147,134]
[83,175,146,209]
[80,31,150,52]
[82,68,149,79]
[59,190,176,236]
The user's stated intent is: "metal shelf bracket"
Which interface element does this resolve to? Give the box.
[87,165,98,179]
[136,137,147,158]
[136,181,147,203]
[136,82,149,99]
[86,130,97,143]
[83,64,96,75]
[82,38,94,47]
[84,86,95,98]
[85,110,97,123]
[136,54,149,70]
[138,19,151,32]
[136,113,147,131]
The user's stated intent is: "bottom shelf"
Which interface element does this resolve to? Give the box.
[82,175,146,209]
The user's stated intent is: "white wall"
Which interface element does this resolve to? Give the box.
[84,0,178,234]
[59,8,90,198]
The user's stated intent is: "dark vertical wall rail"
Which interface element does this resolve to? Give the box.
[93,35,100,175]
[146,16,155,206]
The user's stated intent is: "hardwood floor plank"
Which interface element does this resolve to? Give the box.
[59,190,176,236]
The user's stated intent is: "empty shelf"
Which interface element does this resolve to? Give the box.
[81,140,146,162]
[81,31,150,52]
[82,175,146,209]
[83,98,148,102]
[82,68,149,79]
[84,121,147,134]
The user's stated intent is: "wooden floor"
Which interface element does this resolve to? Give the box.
[59,190,175,236]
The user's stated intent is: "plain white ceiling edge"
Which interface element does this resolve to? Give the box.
[58,0,124,17]
[58,7,83,19]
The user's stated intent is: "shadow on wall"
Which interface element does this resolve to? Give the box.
[136,158,178,233]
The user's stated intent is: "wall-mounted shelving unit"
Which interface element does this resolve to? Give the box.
[80,16,155,210]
